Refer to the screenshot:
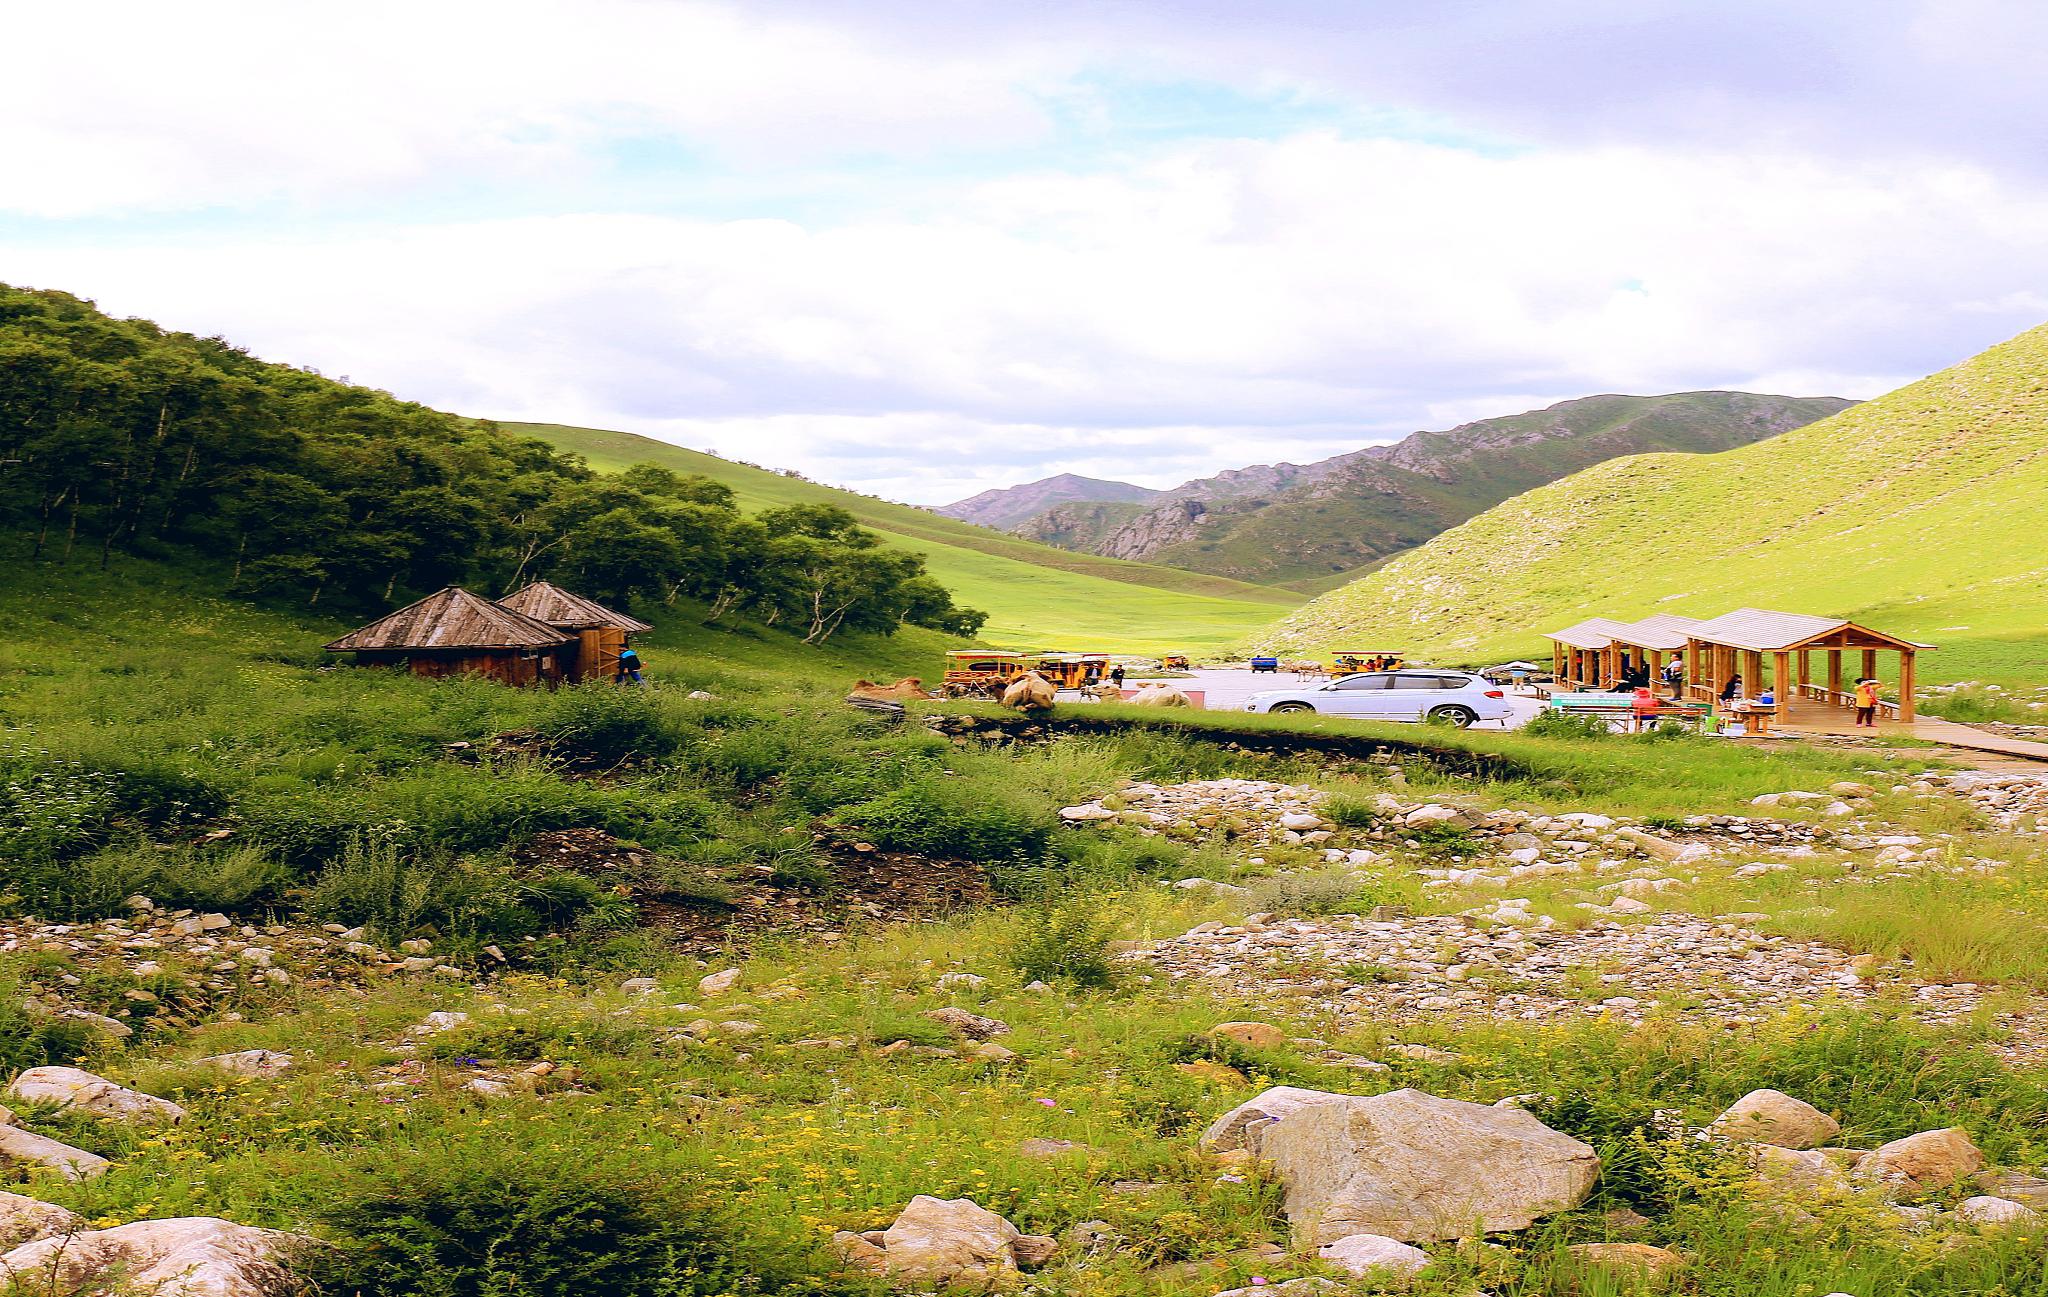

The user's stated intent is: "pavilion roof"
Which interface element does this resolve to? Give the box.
[1543,617,1638,650]
[1685,607,1931,653]
[324,587,574,652]
[1608,612,1708,651]
[497,580,653,633]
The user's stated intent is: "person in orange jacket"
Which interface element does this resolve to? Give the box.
[1853,677,1881,727]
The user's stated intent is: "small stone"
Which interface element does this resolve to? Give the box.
[1957,1195,2037,1227]
[1711,1089,1841,1149]
[1858,1128,1987,1193]
[1210,1022,1287,1049]
[1317,1233,1429,1283]
[922,1007,1009,1041]
[1563,1242,1683,1279]
[698,969,740,995]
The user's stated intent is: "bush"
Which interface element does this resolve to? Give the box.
[834,776,1051,863]
[536,687,680,767]
[306,838,607,943]
[1522,709,1615,740]
[1247,868,1366,917]
[1321,794,1384,828]
[295,1141,827,1297]
[1007,898,1117,987]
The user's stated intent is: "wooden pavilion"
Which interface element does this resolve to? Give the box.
[1545,618,1638,690]
[497,580,652,683]
[1681,608,1931,722]
[324,587,575,685]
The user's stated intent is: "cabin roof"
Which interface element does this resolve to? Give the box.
[324,587,575,652]
[1543,617,1638,650]
[1685,607,1931,653]
[1605,612,1708,651]
[496,580,653,633]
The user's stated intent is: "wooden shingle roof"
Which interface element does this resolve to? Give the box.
[1685,607,1931,653]
[1608,613,1707,651]
[324,587,574,652]
[497,580,653,633]
[1544,617,1637,650]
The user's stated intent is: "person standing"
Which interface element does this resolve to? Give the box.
[1662,656,1686,702]
[1110,664,1126,690]
[1853,677,1880,727]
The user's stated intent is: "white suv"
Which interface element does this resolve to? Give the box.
[1243,670,1513,728]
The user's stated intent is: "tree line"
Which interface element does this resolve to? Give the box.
[0,285,984,642]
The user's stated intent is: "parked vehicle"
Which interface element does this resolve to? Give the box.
[1250,657,1280,673]
[1161,654,1190,671]
[1241,669,1514,727]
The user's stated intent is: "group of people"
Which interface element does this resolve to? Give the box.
[1608,657,1887,728]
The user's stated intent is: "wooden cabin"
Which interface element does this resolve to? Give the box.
[496,580,653,683]
[324,587,575,685]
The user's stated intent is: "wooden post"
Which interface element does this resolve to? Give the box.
[1861,648,1878,683]
[1828,649,1842,703]
[1899,650,1917,722]
[1797,649,1810,697]
[1773,651,1791,710]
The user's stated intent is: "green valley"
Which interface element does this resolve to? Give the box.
[512,421,1297,654]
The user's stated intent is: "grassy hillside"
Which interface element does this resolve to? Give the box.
[1256,324,2048,684]
[511,422,1296,654]
[1133,393,1851,589]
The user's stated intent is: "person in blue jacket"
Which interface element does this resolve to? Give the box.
[614,646,645,685]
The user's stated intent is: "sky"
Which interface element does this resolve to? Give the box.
[5,2,2047,506]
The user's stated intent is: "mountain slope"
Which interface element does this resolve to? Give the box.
[939,473,1159,530]
[1254,324,2048,683]
[1087,392,1852,588]
[510,422,1299,654]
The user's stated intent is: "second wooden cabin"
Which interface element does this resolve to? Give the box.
[496,580,653,683]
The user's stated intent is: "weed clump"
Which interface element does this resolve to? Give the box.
[296,1141,826,1297]
[1007,898,1118,988]
[835,777,1052,863]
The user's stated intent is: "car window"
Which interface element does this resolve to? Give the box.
[1330,673,1392,691]
[1431,675,1471,689]
[1389,674,1449,690]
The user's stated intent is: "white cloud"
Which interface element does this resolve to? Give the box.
[0,0,1059,218]
[10,129,2046,503]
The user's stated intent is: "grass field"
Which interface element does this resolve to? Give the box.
[1259,323,2048,685]
[511,422,1298,656]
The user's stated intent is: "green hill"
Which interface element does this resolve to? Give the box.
[511,422,1298,654]
[1084,392,1850,590]
[1256,323,2048,684]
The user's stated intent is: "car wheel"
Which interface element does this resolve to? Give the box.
[1270,701,1315,715]
[1429,706,1477,728]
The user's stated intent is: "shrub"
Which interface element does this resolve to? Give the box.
[0,989,96,1074]
[1523,709,1614,740]
[1321,794,1383,828]
[295,1141,826,1297]
[834,777,1051,863]
[536,687,680,767]
[305,838,605,943]
[1247,868,1365,917]
[1007,898,1117,987]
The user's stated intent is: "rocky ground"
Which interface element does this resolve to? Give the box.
[1057,769,2048,1061]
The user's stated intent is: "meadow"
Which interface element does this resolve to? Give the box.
[6,558,2048,1296]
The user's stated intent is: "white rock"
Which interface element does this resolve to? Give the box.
[878,1195,1023,1282]
[6,1067,186,1124]
[409,1011,469,1034]
[1318,1233,1429,1283]
[1607,896,1653,915]
[1259,1087,1600,1243]
[1279,812,1325,831]
[1059,805,1118,822]
[698,969,741,995]
[621,977,660,995]
[0,1127,109,1181]
[1200,1085,1354,1155]
[1711,1089,1840,1149]
[0,1216,308,1297]
[191,1050,293,1078]
[0,1191,83,1248]
[1958,1195,2037,1227]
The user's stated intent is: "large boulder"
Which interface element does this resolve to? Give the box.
[877,1195,1024,1284]
[1710,1089,1840,1149]
[0,1126,110,1181]
[1259,1088,1599,1243]
[0,1217,309,1297]
[1199,1086,1352,1155]
[1857,1128,1987,1193]
[6,1067,187,1124]
[0,1192,82,1250]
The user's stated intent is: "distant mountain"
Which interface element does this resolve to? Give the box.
[1003,392,1852,589]
[938,473,1160,531]
[1251,324,2048,682]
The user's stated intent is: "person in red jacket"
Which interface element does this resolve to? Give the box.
[1853,677,1881,727]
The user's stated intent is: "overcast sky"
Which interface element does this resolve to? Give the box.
[6,1,2046,505]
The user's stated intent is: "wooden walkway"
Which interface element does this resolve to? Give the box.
[1771,699,2048,764]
